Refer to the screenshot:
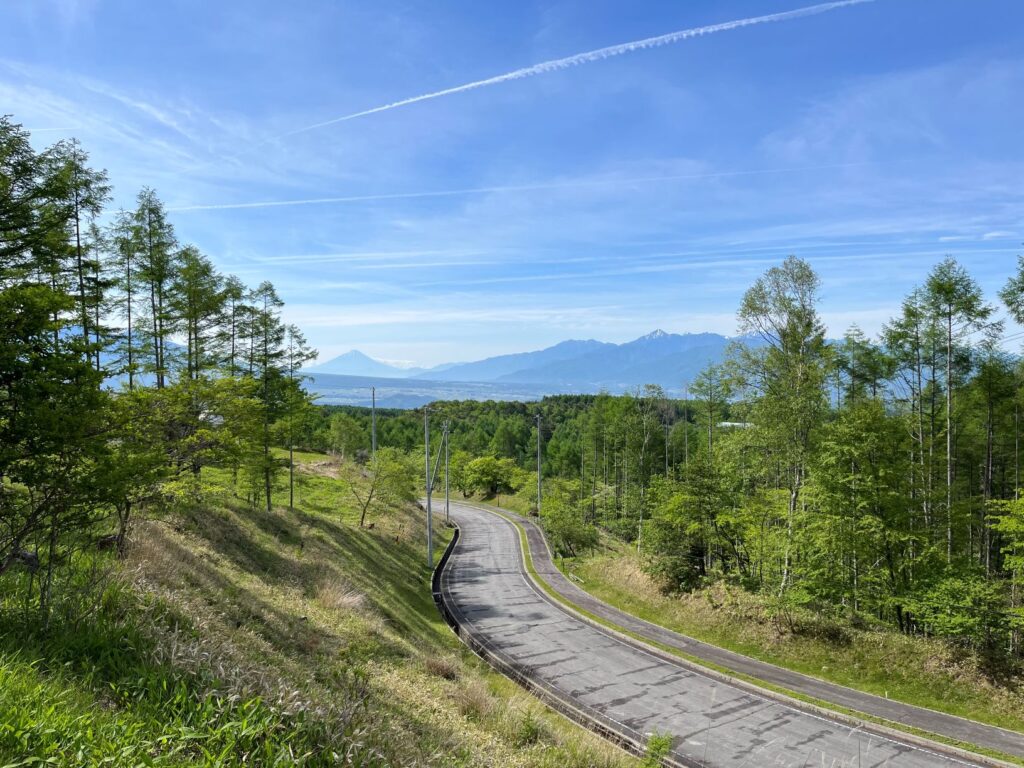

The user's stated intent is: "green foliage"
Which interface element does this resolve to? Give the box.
[907,570,1011,651]
[0,114,316,618]
[641,731,672,767]
[800,399,916,617]
[999,254,1024,325]
[352,447,417,527]
[465,455,522,497]
[990,499,1024,576]
[541,496,598,558]
[330,412,369,459]
[489,416,532,460]
[448,449,474,497]
[0,278,112,618]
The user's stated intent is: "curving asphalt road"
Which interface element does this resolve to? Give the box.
[438,501,1004,768]
[508,504,1024,762]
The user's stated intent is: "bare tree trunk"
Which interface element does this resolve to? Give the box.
[73,186,89,347]
[946,311,953,562]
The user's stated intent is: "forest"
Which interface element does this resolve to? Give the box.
[303,257,1024,660]
[3,110,1024,762]
[0,115,316,623]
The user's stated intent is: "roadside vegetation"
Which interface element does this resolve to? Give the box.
[311,256,1024,732]
[561,535,1024,732]
[0,116,631,767]
[0,447,634,767]
[5,110,1024,763]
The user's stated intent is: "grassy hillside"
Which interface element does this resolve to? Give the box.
[558,535,1024,734]
[0,452,633,768]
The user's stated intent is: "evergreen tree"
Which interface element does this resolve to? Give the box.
[171,245,224,380]
[133,188,177,388]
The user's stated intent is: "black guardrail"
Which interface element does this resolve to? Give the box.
[431,524,460,629]
[430,518,695,768]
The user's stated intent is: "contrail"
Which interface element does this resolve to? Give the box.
[280,0,873,138]
[168,162,867,212]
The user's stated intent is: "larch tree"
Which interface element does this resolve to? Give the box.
[109,209,141,389]
[45,139,110,356]
[249,280,287,512]
[133,188,177,388]
[924,256,994,561]
[171,245,224,380]
[283,323,317,511]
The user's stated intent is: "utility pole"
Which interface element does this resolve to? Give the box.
[536,413,542,515]
[664,422,669,476]
[444,421,450,523]
[683,384,690,475]
[424,408,432,569]
[288,343,295,513]
[289,442,294,512]
[371,386,377,459]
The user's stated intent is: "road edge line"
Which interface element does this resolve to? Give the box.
[463,501,1021,768]
[431,518,694,767]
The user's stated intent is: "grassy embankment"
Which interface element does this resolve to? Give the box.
[0,452,634,768]
[561,535,1024,734]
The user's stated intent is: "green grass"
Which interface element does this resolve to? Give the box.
[0,452,634,768]
[0,590,365,767]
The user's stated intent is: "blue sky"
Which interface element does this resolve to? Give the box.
[2,0,1022,366]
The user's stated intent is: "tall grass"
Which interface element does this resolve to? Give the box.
[0,577,381,767]
[0,451,636,768]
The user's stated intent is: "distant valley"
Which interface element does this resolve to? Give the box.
[304,330,761,407]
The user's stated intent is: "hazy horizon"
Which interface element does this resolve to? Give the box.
[4,0,1022,366]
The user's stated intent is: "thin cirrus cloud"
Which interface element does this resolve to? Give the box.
[275,0,875,138]
[167,162,868,212]
[284,303,622,328]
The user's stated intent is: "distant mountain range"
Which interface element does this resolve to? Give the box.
[305,330,762,398]
[305,350,426,378]
[419,339,612,383]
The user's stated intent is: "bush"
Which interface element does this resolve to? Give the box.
[465,456,521,497]
[542,497,598,558]
[642,731,673,766]
[908,570,1012,651]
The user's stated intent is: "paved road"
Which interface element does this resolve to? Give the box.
[506,505,1024,761]
[439,501,997,768]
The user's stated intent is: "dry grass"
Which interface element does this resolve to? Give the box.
[316,578,367,614]
[115,453,637,768]
[423,653,462,681]
[455,678,496,720]
[299,458,344,479]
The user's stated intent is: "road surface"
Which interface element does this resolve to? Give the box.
[437,501,1003,768]
[510,504,1024,761]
